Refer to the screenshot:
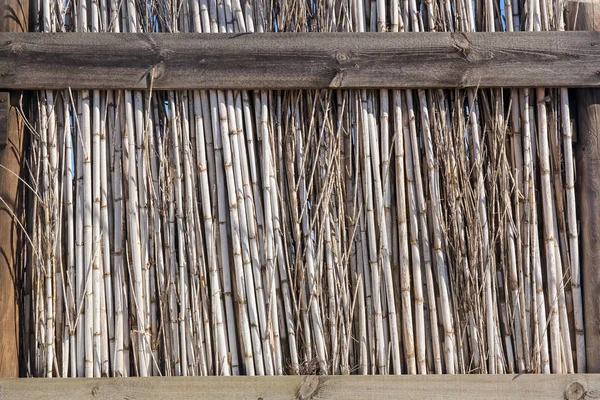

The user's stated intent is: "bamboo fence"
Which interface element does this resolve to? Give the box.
[19,0,588,378]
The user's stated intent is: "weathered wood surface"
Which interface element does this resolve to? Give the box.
[570,0,600,373]
[0,32,599,89]
[0,0,28,379]
[0,92,9,147]
[0,375,599,400]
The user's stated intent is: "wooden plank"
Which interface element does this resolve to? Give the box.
[0,375,599,400]
[0,32,599,89]
[0,0,29,379]
[0,92,9,148]
[570,0,600,374]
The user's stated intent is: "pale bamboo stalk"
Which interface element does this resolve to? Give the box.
[521,87,550,373]
[166,93,191,376]
[406,89,442,374]
[393,89,417,375]
[269,132,286,375]
[132,90,152,376]
[551,183,574,373]
[366,96,390,368]
[211,88,240,375]
[400,90,426,375]
[53,94,64,378]
[73,91,85,377]
[418,88,455,374]
[148,97,167,376]
[190,91,230,376]
[108,90,126,377]
[122,257,130,376]
[243,90,279,375]
[294,94,313,362]
[232,91,265,375]
[467,89,496,374]
[50,92,61,378]
[39,93,54,378]
[560,87,585,372]
[548,98,575,374]
[215,89,255,375]
[200,90,227,375]
[165,162,182,376]
[96,91,114,377]
[535,88,561,374]
[124,89,148,376]
[344,93,367,375]
[290,97,314,368]
[92,88,103,377]
[178,90,200,377]
[359,89,387,374]
[437,89,469,372]
[63,93,78,377]
[509,83,531,372]
[325,210,337,373]
[267,92,285,374]
[149,94,173,375]
[194,190,212,376]
[368,90,401,374]
[453,90,482,372]
[294,91,327,373]
[79,90,95,378]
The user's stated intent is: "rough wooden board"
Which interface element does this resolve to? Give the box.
[0,0,28,379]
[0,375,599,399]
[0,92,9,148]
[0,32,599,89]
[569,0,600,374]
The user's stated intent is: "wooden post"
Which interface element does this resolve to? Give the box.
[569,0,600,373]
[0,0,28,378]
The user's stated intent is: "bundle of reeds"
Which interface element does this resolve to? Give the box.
[21,0,585,377]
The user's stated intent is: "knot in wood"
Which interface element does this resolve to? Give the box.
[9,44,23,54]
[565,382,586,400]
[159,49,173,60]
[336,52,349,64]
[452,32,472,59]
[297,375,321,400]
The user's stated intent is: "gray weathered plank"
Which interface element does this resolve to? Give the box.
[570,0,600,373]
[0,32,599,89]
[0,374,599,400]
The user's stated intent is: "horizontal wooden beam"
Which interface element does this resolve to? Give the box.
[0,374,599,399]
[0,32,599,89]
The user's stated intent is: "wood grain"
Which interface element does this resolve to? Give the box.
[0,0,28,379]
[570,0,600,373]
[0,375,599,400]
[0,32,599,89]
[0,92,9,148]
